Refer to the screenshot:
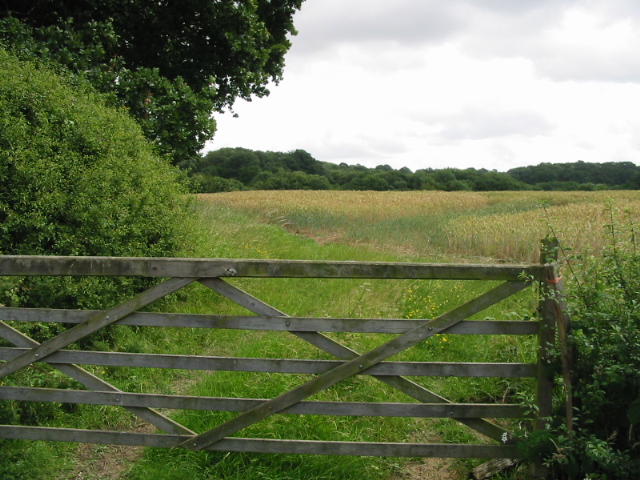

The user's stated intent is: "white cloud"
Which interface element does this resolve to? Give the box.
[536,10,640,82]
[290,0,467,52]
[432,107,555,141]
[208,0,640,172]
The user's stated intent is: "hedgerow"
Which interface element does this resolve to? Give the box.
[0,46,194,477]
[521,205,640,479]
[0,48,191,312]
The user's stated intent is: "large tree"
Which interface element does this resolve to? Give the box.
[0,0,304,164]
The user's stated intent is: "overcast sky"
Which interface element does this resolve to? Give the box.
[206,0,640,172]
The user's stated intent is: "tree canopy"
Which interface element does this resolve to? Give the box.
[189,148,640,192]
[0,0,304,164]
[507,160,640,189]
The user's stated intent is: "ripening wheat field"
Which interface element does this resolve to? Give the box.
[198,190,640,263]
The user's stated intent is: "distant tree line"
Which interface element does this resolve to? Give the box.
[182,148,640,192]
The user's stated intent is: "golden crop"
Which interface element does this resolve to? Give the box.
[198,190,488,220]
[198,190,640,263]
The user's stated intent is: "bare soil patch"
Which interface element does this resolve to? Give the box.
[65,421,152,480]
[393,457,466,480]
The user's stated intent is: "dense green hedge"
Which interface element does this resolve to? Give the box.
[0,48,191,310]
[522,210,640,479]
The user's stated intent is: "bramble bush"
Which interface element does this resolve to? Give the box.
[521,205,640,479]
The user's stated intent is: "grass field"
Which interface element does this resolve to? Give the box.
[148,190,636,480]
[7,190,639,480]
[199,190,640,262]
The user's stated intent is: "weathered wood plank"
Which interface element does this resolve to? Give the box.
[0,277,195,379]
[471,458,519,479]
[183,281,530,451]
[0,254,551,459]
[0,321,194,436]
[0,307,540,335]
[1,386,528,418]
[202,277,511,443]
[0,425,523,458]
[548,264,574,433]
[0,347,537,377]
[536,264,557,432]
[0,255,543,281]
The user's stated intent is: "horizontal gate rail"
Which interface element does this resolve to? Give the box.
[0,307,540,335]
[198,277,519,444]
[0,347,538,377]
[0,426,523,458]
[0,255,543,280]
[0,255,557,462]
[2,386,527,418]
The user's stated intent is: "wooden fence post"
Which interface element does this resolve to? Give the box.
[531,238,560,479]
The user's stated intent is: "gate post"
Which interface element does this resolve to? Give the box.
[531,238,560,479]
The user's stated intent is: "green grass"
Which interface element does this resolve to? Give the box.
[124,201,539,480]
[5,198,542,480]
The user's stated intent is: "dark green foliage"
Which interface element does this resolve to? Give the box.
[187,147,331,191]
[252,170,331,190]
[508,160,640,190]
[0,437,50,480]
[190,174,245,193]
[521,207,640,479]
[0,0,304,164]
[194,147,639,192]
[0,51,192,459]
[0,16,216,165]
[0,49,190,309]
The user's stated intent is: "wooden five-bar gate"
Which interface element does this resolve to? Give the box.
[0,254,564,462]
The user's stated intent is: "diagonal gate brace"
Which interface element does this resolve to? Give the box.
[0,277,196,380]
[0,321,195,436]
[182,280,529,451]
[200,278,525,443]
[200,278,525,442]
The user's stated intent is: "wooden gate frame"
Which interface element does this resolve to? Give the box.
[0,255,564,460]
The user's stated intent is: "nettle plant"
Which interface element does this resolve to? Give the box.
[522,205,640,480]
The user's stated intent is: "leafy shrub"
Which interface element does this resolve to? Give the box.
[521,206,640,479]
[251,170,332,190]
[190,174,244,193]
[0,48,191,311]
